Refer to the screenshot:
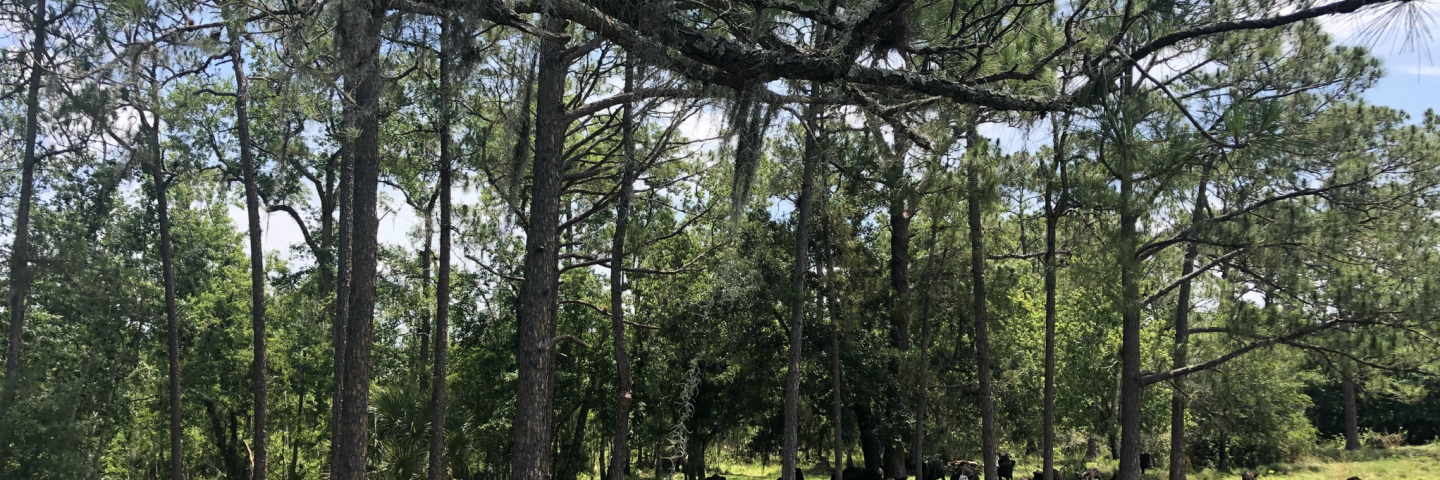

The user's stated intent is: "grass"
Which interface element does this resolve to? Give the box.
[1184,445,1440,480]
[600,445,1440,480]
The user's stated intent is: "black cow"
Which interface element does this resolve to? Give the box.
[997,453,1017,480]
[1030,469,1059,480]
[921,458,947,480]
[777,468,805,480]
[1139,454,1152,475]
[952,463,980,480]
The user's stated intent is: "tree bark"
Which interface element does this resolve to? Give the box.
[782,82,821,480]
[230,24,269,480]
[820,183,845,480]
[1041,118,1066,480]
[3,0,47,399]
[320,149,337,295]
[912,226,940,480]
[888,193,911,352]
[1118,171,1143,480]
[1169,163,1210,480]
[429,15,456,480]
[334,0,384,476]
[966,130,997,480]
[144,93,184,480]
[1343,377,1360,450]
[560,375,597,480]
[854,404,882,474]
[684,434,706,480]
[290,391,303,480]
[608,54,638,480]
[419,205,433,375]
[329,120,353,479]
[512,14,569,480]
[910,292,930,478]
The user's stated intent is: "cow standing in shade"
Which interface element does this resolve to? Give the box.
[997,453,1017,480]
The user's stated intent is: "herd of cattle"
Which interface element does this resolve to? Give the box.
[694,452,1356,480]
[823,453,1145,480]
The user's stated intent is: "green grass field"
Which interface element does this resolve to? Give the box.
[617,445,1440,480]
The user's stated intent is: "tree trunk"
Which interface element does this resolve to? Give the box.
[820,188,844,480]
[684,435,706,480]
[290,391,303,480]
[854,404,882,474]
[888,193,911,352]
[1343,377,1360,450]
[419,206,433,376]
[608,54,638,480]
[145,96,184,480]
[512,14,569,480]
[230,25,269,480]
[334,0,384,476]
[1041,116,1068,480]
[320,149,337,295]
[883,442,905,479]
[429,15,456,480]
[205,400,245,479]
[966,131,997,480]
[1169,163,1210,480]
[782,83,821,480]
[329,118,353,479]
[828,295,844,480]
[1118,171,1143,480]
[561,376,597,480]
[3,0,47,399]
[912,226,940,480]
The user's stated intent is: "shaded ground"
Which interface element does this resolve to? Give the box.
[601,445,1440,480]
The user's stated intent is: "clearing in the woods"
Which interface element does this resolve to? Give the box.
[622,445,1440,480]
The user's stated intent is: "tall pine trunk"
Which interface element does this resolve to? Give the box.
[334,0,384,476]
[512,14,569,480]
[3,0,46,398]
[144,93,184,480]
[607,55,638,480]
[1343,377,1360,450]
[329,119,354,478]
[419,207,433,374]
[1041,118,1066,480]
[1169,163,1210,480]
[912,226,939,480]
[230,25,269,480]
[820,181,844,480]
[782,84,821,480]
[428,15,456,480]
[889,193,911,351]
[1118,171,1143,480]
[966,130,997,480]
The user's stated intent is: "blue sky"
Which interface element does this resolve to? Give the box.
[1327,8,1440,119]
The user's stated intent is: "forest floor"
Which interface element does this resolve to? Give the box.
[665,444,1440,480]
